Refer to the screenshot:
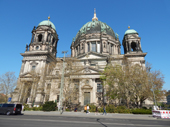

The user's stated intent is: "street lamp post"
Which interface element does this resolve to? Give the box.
[58,51,67,114]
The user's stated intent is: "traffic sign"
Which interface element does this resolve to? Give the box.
[8,97,12,102]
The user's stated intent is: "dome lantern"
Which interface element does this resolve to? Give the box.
[92,8,98,21]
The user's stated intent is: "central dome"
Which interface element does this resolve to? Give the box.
[75,20,116,41]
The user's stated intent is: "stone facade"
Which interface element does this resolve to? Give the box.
[12,13,150,107]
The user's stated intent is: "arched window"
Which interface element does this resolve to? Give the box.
[47,84,51,89]
[104,42,106,48]
[32,66,36,70]
[91,42,96,52]
[82,44,83,50]
[131,42,137,51]
[88,43,90,52]
[52,38,55,45]
[38,34,42,42]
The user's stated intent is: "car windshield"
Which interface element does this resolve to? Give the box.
[0,104,2,107]
[2,104,15,107]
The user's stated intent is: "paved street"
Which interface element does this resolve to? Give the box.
[0,112,170,127]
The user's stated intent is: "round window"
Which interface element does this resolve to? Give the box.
[36,46,39,50]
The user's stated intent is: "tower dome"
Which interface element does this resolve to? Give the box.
[125,29,138,35]
[38,19,56,30]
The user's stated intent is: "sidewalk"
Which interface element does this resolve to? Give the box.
[23,111,155,120]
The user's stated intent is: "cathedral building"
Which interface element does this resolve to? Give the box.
[12,11,147,107]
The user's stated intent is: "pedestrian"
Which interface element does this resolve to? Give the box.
[74,107,77,112]
[86,105,90,114]
[84,105,87,112]
[102,105,107,115]
[95,106,99,115]
[60,107,63,114]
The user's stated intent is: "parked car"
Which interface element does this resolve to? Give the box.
[0,104,22,115]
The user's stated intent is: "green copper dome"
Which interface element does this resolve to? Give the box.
[125,29,137,35]
[75,20,116,41]
[38,20,56,30]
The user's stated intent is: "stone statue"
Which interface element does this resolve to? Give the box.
[26,44,28,51]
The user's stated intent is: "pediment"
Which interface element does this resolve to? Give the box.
[71,66,101,75]
[83,66,101,73]
[20,72,34,78]
[81,84,93,89]
[78,52,108,60]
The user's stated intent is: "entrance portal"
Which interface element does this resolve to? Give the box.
[84,92,90,105]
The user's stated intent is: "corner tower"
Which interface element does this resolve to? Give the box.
[122,27,147,68]
[29,17,58,57]
[12,17,58,105]
[122,27,142,54]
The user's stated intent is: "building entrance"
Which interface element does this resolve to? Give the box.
[84,92,90,105]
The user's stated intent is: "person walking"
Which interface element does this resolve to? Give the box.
[60,107,64,114]
[95,106,99,115]
[102,105,107,115]
[86,105,90,114]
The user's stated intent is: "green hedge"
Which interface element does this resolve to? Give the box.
[42,101,56,111]
[131,109,152,114]
[89,104,131,113]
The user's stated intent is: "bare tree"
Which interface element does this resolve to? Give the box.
[0,72,17,103]
[46,57,84,109]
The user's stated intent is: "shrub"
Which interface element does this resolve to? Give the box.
[105,105,131,113]
[98,107,103,113]
[131,109,152,114]
[117,106,131,113]
[65,108,70,111]
[42,101,56,111]
[23,104,31,111]
[32,106,43,111]
[142,107,147,109]
[106,104,116,113]
[89,104,96,112]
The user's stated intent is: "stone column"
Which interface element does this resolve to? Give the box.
[114,45,116,54]
[77,45,79,55]
[96,41,97,52]
[85,42,87,53]
[139,41,142,51]
[19,82,25,102]
[92,78,96,104]
[20,60,26,75]
[128,41,131,52]
[119,46,121,54]
[126,42,128,53]
[79,80,83,105]
[83,43,85,53]
[90,42,91,51]
[136,41,139,51]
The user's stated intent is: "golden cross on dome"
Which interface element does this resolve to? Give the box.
[92,8,98,21]
[128,26,130,29]
[48,15,50,21]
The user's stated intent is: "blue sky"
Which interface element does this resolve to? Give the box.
[0,0,170,90]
